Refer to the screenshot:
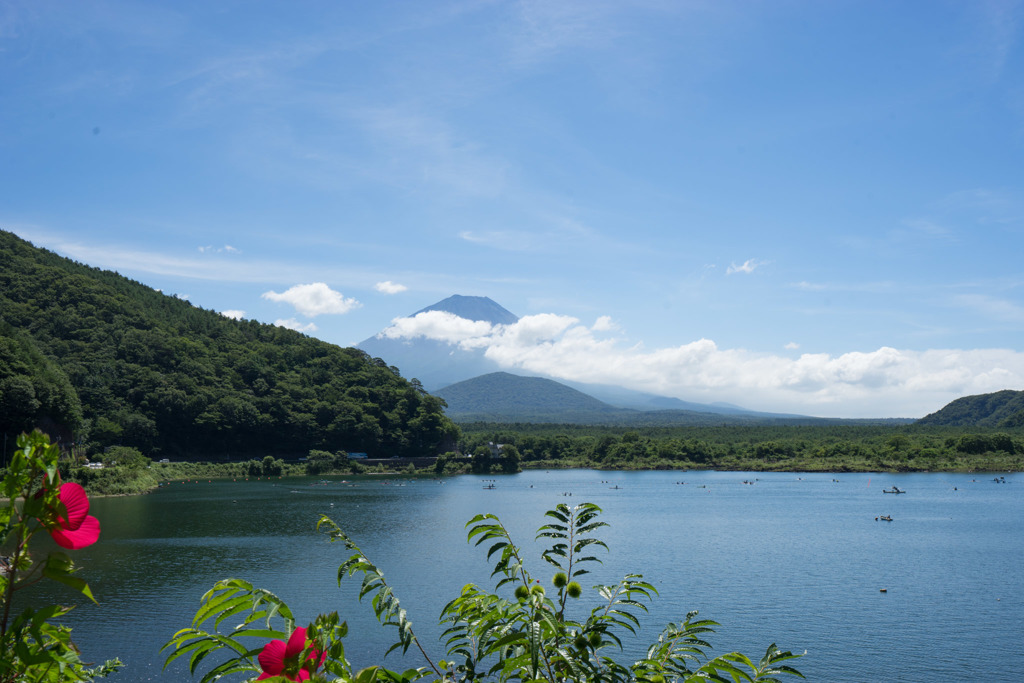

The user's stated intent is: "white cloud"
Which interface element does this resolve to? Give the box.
[198,244,241,254]
[379,310,495,344]
[220,309,246,320]
[378,310,1024,418]
[375,280,408,294]
[727,258,765,275]
[592,315,616,332]
[274,318,318,333]
[262,283,361,316]
[785,342,800,350]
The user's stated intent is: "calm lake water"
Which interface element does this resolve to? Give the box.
[29,469,1023,682]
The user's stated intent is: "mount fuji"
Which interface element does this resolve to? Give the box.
[357,295,517,390]
[356,295,792,420]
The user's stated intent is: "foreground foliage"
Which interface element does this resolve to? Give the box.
[0,431,120,681]
[165,503,802,682]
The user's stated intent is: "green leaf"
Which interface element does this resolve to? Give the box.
[41,565,96,603]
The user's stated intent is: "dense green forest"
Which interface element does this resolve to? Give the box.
[917,389,1024,427]
[457,422,1024,472]
[0,231,458,459]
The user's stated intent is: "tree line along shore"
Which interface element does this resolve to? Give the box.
[29,422,1020,497]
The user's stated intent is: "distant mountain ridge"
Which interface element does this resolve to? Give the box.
[917,390,1024,428]
[556,380,803,417]
[435,372,893,426]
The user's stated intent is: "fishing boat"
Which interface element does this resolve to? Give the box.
[882,486,905,494]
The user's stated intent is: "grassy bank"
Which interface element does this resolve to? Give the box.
[67,457,455,496]
[67,458,307,496]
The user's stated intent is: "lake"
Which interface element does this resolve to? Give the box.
[27,469,1023,682]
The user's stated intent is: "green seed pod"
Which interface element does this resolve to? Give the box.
[514,585,530,600]
[566,581,582,598]
[530,584,545,596]
[574,635,588,650]
[588,632,602,648]
[552,572,568,588]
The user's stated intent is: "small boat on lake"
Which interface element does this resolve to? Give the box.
[883,486,906,494]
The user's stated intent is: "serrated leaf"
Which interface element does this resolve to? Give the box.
[41,566,95,603]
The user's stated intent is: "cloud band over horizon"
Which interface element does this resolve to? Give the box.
[379,311,1024,418]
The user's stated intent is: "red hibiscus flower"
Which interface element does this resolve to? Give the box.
[47,482,101,550]
[257,627,323,681]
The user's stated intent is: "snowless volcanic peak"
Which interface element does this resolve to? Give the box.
[412,295,519,325]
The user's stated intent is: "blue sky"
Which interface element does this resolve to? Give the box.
[3,0,1023,418]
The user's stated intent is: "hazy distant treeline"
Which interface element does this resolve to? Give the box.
[458,423,1024,472]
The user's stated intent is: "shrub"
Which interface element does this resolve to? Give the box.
[103,445,150,469]
[1,431,121,680]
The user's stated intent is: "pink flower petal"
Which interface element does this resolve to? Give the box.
[50,515,100,550]
[58,482,90,530]
[258,639,287,676]
[285,627,307,659]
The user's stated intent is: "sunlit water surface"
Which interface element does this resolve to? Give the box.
[28,469,1022,682]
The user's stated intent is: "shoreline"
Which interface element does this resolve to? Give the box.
[76,461,1019,498]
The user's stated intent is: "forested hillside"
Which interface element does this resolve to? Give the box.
[437,372,626,422]
[917,390,1024,428]
[0,231,458,458]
